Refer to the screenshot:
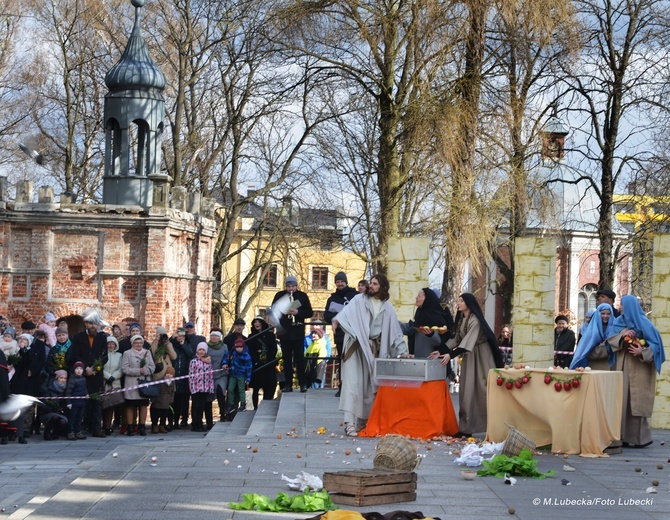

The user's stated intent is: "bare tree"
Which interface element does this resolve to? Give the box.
[270,0,463,273]
[562,0,670,290]
[20,0,120,200]
[482,0,579,322]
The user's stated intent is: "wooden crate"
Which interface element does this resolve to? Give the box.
[323,468,417,506]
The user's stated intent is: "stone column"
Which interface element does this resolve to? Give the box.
[148,173,172,208]
[16,180,34,203]
[513,236,556,366]
[651,234,670,428]
[387,237,430,322]
[38,186,55,203]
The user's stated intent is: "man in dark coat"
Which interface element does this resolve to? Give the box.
[324,271,358,396]
[184,321,206,352]
[67,309,108,437]
[272,276,313,392]
[170,328,194,429]
[224,318,247,351]
[554,315,576,368]
[596,289,620,317]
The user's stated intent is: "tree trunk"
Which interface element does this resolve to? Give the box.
[441,0,488,303]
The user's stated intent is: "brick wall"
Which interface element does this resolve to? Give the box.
[0,207,216,336]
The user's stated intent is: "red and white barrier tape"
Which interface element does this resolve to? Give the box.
[38,367,229,400]
[498,346,574,356]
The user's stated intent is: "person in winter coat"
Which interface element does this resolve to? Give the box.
[226,339,252,413]
[248,316,278,409]
[102,336,123,436]
[170,328,193,429]
[206,330,228,421]
[324,271,359,395]
[305,328,328,388]
[121,335,155,436]
[38,312,58,347]
[188,342,214,432]
[1,330,18,359]
[150,327,177,381]
[40,369,69,440]
[45,327,71,378]
[67,309,108,438]
[151,366,176,433]
[66,362,89,440]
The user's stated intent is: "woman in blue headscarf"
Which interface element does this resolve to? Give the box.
[570,303,615,370]
[609,295,665,448]
[578,308,596,343]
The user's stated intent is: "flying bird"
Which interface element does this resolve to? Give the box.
[18,142,44,165]
[0,394,45,422]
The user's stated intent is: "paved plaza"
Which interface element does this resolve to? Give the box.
[1,388,669,519]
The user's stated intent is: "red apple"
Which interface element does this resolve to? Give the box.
[514,380,522,389]
[497,377,504,386]
[571,379,580,389]
[563,381,572,391]
[505,382,514,390]
[521,375,530,385]
[544,375,552,385]
[554,382,562,392]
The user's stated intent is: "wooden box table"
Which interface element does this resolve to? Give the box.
[323,468,417,506]
[486,368,622,457]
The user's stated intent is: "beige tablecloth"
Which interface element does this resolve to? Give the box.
[486,368,622,457]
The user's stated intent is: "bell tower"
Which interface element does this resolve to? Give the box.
[102,0,166,206]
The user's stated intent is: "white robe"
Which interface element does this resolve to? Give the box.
[335,294,407,425]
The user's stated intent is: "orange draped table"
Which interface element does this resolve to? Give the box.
[486,368,622,457]
[358,380,459,439]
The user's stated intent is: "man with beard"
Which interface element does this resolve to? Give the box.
[324,272,358,397]
[272,276,313,393]
[332,274,409,437]
[67,309,109,437]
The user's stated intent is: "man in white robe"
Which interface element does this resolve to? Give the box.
[332,274,408,436]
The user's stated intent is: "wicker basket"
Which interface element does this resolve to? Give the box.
[502,425,536,457]
[373,434,420,471]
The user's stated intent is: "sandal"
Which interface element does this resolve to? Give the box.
[344,423,358,437]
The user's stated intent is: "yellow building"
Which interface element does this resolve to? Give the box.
[613,193,670,304]
[613,194,670,232]
[218,201,367,332]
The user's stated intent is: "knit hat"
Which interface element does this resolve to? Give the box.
[196,342,208,354]
[128,322,142,333]
[234,338,245,348]
[233,318,246,326]
[285,276,298,285]
[18,333,33,346]
[165,366,175,376]
[554,315,569,324]
[210,330,223,340]
[334,271,348,283]
[45,313,56,323]
[73,361,85,370]
[3,327,15,339]
[130,334,144,344]
[311,328,324,338]
[56,326,68,336]
[155,326,168,336]
[21,320,36,331]
[107,336,119,347]
[54,369,67,379]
